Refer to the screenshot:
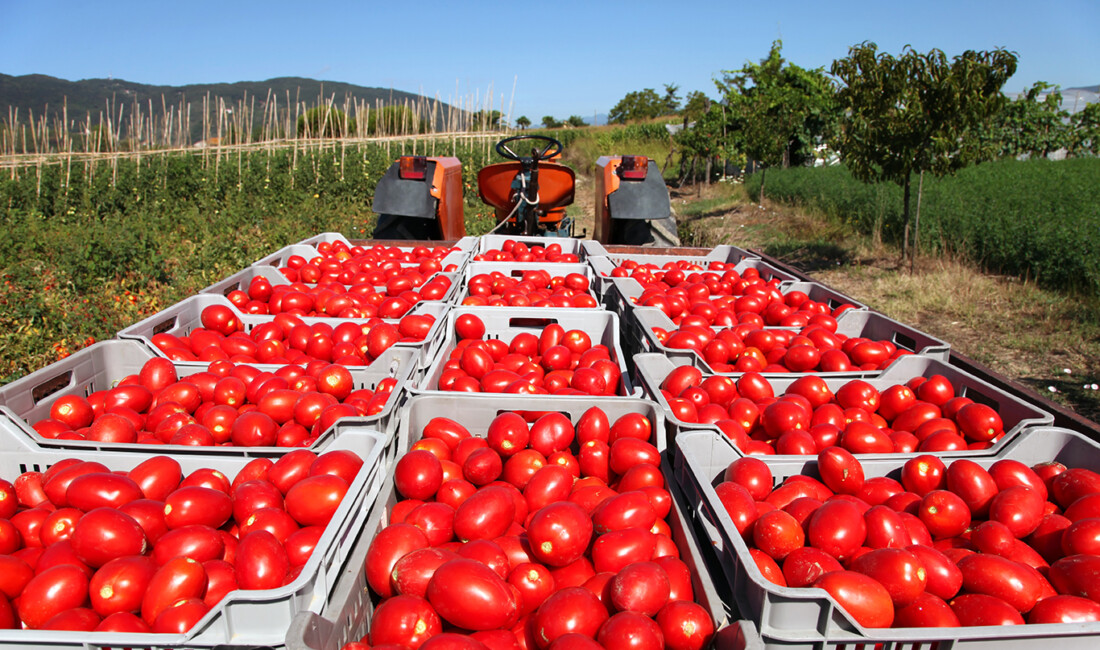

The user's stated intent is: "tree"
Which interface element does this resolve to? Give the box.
[541,115,563,129]
[607,88,665,124]
[987,82,1070,158]
[718,41,838,200]
[297,106,356,138]
[515,115,531,130]
[470,110,503,131]
[565,115,587,128]
[662,84,682,114]
[831,42,1017,267]
[1070,102,1100,156]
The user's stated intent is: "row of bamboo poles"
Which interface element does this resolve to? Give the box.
[1,82,515,174]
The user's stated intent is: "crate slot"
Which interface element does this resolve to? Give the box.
[507,317,559,329]
[32,371,73,404]
[151,315,178,335]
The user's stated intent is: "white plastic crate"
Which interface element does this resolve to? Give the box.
[414,306,640,398]
[286,393,734,649]
[0,339,414,455]
[0,422,387,649]
[455,261,599,308]
[254,240,471,274]
[581,241,760,263]
[118,294,449,370]
[675,426,1100,648]
[635,352,1054,462]
[626,304,950,378]
[472,234,585,260]
[202,264,461,307]
[590,255,798,300]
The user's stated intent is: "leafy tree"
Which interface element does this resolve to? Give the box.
[663,84,682,114]
[470,110,503,131]
[718,41,838,200]
[565,115,587,128]
[1070,101,1100,156]
[831,42,1017,266]
[297,106,356,138]
[680,91,712,123]
[541,115,563,129]
[515,115,531,130]
[607,88,665,124]
[986,82,1070,158]
[675,100,740,183]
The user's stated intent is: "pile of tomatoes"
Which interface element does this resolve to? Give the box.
[225,271,455,319]
[473,240,580,263]
[658,365,1006,455]
[272,241,462,284]
[435,314,625,396]
[715,447,1100,628]
[0,446,362,633]
[33,354,396,447]
[460,270,598,308]
[354,407,715,650]
[147,303,434,367]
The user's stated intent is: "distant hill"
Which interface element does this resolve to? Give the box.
[0,73,459,141]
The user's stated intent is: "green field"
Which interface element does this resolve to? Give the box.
[744,158,1100,295]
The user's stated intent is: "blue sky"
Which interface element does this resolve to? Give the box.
[2,0,1097,122]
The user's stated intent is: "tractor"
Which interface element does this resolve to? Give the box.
[371,134,679,246]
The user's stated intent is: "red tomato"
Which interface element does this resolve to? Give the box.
[14,564,90,628]
[781,546,843,588]
[893,592,961,628]
[369,594,442,649]
[949,593,1023,626]
[753,510,805,561]
[917,490,971,540]
[427,559,519,631]
[817,447,864,495]
[365,523,430,599]
[812,570,894,628]
[89,555,157,617]
[533,587,608,648]
[945,460,998,519]
[69,508,148,569]
[850,548,927,607]
[285,474,348,527]
[597,611,664,650]
[527,502,593,567]
[141,556,206,625]
[395,450,444,501]
[807,500,866,561]
[1028,594,1100,624]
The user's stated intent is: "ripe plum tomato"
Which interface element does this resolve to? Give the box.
[527,502,593,567]
[369,594,442,649]
[426,559,519,631]
[394,450,444,501]
[533,587,608,648]
[365,523,430,599]
[285,474,349,526]
[812,571,894,628]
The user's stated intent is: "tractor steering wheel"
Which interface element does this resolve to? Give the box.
[495,134,563,162]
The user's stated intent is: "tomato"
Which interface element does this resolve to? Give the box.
[13,564,89,628]
[753,509,805,561]
[987,485,1044,538]
[285,474,348,527]
[955,402,1003,442]
[533,587,608,648]
[139,556,207,625]
[917,490,971,540]
[817,447,864,495]
[1028,594,1100,624]
[230,411,279,446]
[849,548,926,607]
[68,507,147,569]
[723,457,773,501]
[863,505,912,549]
[597,611,664,650]
[395,450,445,501]
[945,459,998,519]
[905,545,963,601]
[366,523,430,598]
[655,600,714,650]
[956,553,1041,613]
[527,502,593,567]
[234,530,290,590]
[427,559,518,631]
[781,546,843,588]
[812,570,893,628]
[369,594,443,649]
[89,555,157,617]
[152,525,225,565]
[893,592,961,627]
[1048,554,1100,603]
[949,593,1023,626]
[606,561,669,617]
[152,597,209,633]
[900,455,946,496]
[454,486,516,542]
[806,500,866,561]
[95,611,151,632]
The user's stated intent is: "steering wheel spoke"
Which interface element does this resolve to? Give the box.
[495,134,563,162]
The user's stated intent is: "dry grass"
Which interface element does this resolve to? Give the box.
[672,182,1100,423]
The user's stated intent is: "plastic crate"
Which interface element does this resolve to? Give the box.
[626,305,950,377]
[0,339,415,456]
[581,241,760,263]
[295,232,354,248]
[675,426,1100,648]
[118,294,449,370]
[286,395,733,649]
[472,234,586,260]
[636,352,1054,462]
[414,306,640,398]
[0,421,387,649]
[455,261,600,308]
[201,264,462,308]
[590,255,798,300]
[254,241,471,274]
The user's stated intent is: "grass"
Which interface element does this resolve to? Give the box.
[675,180,1100,423]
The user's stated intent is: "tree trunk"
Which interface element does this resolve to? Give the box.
[901,173,912,268]
[704,156,712,186]
[912,170,924,274]
[759,167,767,206]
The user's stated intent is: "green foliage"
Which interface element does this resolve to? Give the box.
[832,42,1017,186]
[515,116,531,130]
[985,82,1070,158]
[608,88,670,124]
[469,110,503,131]
[745,159,1100,295]
[565,115,587,128]
[1071,102,1100,156]
[541,116,563,129]
[719,41,838,171]
[296,106,356,138]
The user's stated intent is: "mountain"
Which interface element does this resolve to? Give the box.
[0,73,457,138]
